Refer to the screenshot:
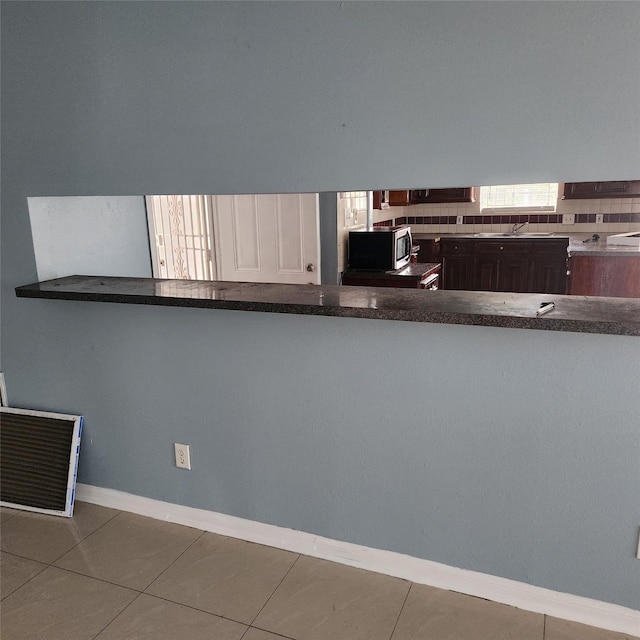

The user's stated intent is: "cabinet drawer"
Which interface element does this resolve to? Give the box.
[475,241,530,255]
[531,240,569,256]
[440,240,474,254]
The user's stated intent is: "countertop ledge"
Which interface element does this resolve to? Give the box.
[15,275,640,336]
[413,232,640,256]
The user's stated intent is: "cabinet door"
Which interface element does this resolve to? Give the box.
[474,240,529,293]
[373,191,389,209]
[414,238,440,263]
[497,257,530,292]
[442,256,474,290]
[530,239,569,293]
[475,256,499,291]
[531,258,568,294]
[474,256,530,292]
[440,239,474,290]
[563,181,640,199]
[569,256,640,297]
[388,190,411,206]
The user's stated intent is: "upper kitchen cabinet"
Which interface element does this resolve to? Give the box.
[410,187,477,204]
[562,181,640,199]
[373,187,477,208]
[373,190,411,207]
[373,190,389,209]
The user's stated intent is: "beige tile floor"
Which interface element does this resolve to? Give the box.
[1,502,637,640]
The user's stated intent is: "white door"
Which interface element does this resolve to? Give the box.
[212,193,320,284]
[146,195,216,280]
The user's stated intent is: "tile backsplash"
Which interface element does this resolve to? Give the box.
[337,192,640,273]
[389,195,640,236]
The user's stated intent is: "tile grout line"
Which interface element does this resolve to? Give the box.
[140,590,252,628]
[48,528,210,599]
[1,506,124,599]
[0,551,49,602]
[543,613,547,639]
[242,552,303,636]
[140,527,208,593]
[47,506,124,566]
[388,581,413,640]
[23,560,262,633]
[88,591,144,640]
[242,626,297,640]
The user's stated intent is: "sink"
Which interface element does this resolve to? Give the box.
[473,232,556,238]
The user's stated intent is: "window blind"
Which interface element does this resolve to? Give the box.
[480,183,559,210]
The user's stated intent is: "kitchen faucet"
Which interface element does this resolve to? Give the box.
[512,221,528,234]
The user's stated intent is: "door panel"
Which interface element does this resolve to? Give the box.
[276,194,304,273]
[230,195,261,272]
[213,193,320,284]
[497,257,529,292]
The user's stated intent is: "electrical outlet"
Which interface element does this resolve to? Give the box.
[562,214,575,225]
[456,215,464,225]
[596,214,604,224]
[174,443,191,470]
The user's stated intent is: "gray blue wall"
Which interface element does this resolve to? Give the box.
[2,2,639,609]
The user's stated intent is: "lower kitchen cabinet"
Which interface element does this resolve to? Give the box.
[440,237,569,294]
[413,238,440,263]
[342,263,441,289]
[474,240,530,292]
[568,255,640,298]
[532,256,570,294]
[439,239,474,290]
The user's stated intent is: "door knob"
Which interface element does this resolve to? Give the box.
[306,264,315,272]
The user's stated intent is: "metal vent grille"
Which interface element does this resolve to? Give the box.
[0,408,82,517]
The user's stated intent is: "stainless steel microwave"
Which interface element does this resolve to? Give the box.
[348,225,412,271]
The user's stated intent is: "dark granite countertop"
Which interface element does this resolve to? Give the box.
[567,233,640,257]
[345,263,441,278]
[15,275,640,336]
[413,232,640,256]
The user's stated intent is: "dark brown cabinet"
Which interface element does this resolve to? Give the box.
[439,239,474,290]
[474,241,531,293]
[562,181,640,199]
[568,255,640,298]
[440,237,568,294]
[531,242,571,294]
[413,238,440,263]
[342,263,441,289]
[409,187,477,204]
[373,187,477,208]
[388,190,411,206]
[372,190,389,209]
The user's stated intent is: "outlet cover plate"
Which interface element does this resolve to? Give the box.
[562,214,575,225]
[174,443,191,470]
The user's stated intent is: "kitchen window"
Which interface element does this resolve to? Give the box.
[480,183,559,212]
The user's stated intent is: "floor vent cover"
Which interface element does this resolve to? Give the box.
[0,407,83,517]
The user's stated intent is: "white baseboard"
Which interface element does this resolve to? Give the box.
[75,483,640,637]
